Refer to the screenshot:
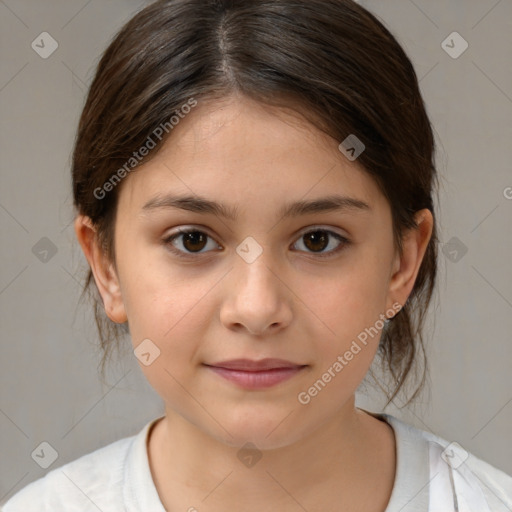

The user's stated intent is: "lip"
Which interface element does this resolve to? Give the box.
[206,358,304,371]
[203,359,307,390]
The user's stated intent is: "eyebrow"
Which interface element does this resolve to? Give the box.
[141,193,371,220]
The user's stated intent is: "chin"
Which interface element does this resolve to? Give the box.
[208,412,306,451]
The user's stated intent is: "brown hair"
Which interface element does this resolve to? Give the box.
[72,0,439,406]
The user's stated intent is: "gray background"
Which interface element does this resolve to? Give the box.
[1,0,511,504]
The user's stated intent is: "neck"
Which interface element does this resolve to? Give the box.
[148,397,396,512]
[148,396,396,511]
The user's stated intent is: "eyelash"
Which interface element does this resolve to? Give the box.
[162,227,351,260]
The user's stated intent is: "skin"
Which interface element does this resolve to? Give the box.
[75,94,433,511]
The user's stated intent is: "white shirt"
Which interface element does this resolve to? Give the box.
[3,410,511,511]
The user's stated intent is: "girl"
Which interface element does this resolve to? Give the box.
[4,0,511,510]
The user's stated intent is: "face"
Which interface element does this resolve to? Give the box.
[77,95,431,449]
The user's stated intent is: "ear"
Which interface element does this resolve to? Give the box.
[386,208,433,315]
[74,215,128,324]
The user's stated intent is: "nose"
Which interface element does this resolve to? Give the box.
[219,252,293,336]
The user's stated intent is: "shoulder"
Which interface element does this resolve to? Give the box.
[384,413,512,511]
[2,433,136,512]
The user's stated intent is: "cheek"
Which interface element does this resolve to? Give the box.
[295,271,385,407]
[294,258,391,384]
[126,278,213,407]
[115,240,196,336]
[127,283,206,344]
[302,262,387,333]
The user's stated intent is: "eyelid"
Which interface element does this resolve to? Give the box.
[295,224,348,239]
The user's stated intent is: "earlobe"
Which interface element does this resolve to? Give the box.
[74,215,128,324]
[386,209,433,313]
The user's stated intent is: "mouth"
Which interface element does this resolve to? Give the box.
[203,358,308,389]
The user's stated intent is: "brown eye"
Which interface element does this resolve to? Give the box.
[181,231,208,252]
[164,226,350,260]
[293,229,350,258]
[303,231,329,252]
[164,229,220,258]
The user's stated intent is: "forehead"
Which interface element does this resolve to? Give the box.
[119,96,385,215]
